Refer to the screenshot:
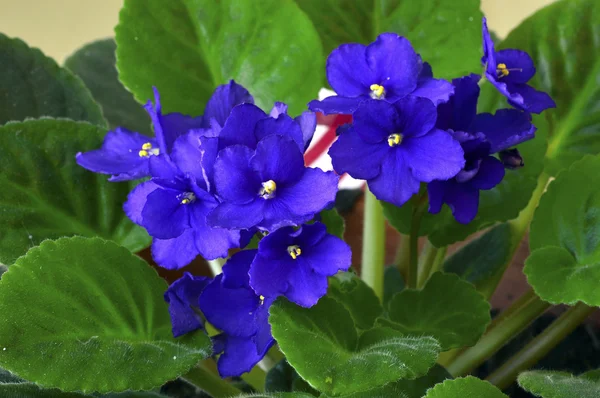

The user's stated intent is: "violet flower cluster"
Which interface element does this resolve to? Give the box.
[76,81,351,376]
[315,18,555,223]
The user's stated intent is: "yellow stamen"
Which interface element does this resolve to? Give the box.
[259,180,277,198]
[138,142,159,157]
[497,63,510,77]
[138,149,149,157]
[259,295,265,305]
[180,192,196,205]
[287,245,302,260]
[142,142,153,150]
[369,84,385,99]
[387,133,403,147]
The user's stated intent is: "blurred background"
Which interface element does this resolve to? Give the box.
[0,0,555,63]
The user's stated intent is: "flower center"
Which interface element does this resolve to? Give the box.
[259,295,265,305]
[387,133,403,147]
[138,142,160,157]
[179,192,196,205]
[287,245,302,260]
[259,180,277,199]
[496,63,522,78]
[369,84,386,99]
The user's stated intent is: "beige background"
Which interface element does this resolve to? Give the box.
[0,0,556,64]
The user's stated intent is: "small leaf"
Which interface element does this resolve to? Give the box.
[526,155,600,305]
[65,39,150,133]
[423,376,508,398]
[116,0,324,116]
[327,272,382,329]
[443,223,513,289]
[319,209,345,239]
[270,297,440,396]
[518,370,600,398]
[0,33,105,126]
[0,237,211,393]
[382,273,491,350]
[0,118,150,264]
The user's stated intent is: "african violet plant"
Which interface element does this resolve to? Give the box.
[0,0,599,397]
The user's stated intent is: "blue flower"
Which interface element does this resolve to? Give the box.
[124,152,242,269]
[427,74,536,223]
[199,250,275,377]
[76,80,252,181]
[308,33,453,115]
[249,222,351,307]
[164,272,211,338]
[329,96,465,207]
[207,134,339,232]
[481,17,555,114]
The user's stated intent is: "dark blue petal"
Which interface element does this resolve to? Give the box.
[164,272,211,337]
[171,131,209,190]
[221,249,257,289]
[427,180,446,215]
[218,103,268,149]
[394,96,439,138]
[148,155,189,191]
[285,257,330,307]
[495,49,536,84]
[353,99,400,144]
[250,135,305,186]
[444,182,480,224]
[506,83,556,114]
[419,62,433,79]
[295,111,317,150]
[412,77,454,106]
[254,114,305,153]
[124,180,159,225]
[308,95,367,115]
[436,74,480,132]
[368,150,421,207]
[329,126,389,180]
[365,33,420,101]
[326,42,372,96]
[203,80,253,128]
[468,156,505,190]
[214,145,261,204]
[207,200,265,230]
[75,128,154,181]
[470,108,537,152]
[216,335,273,378]
[402,129,465,182]
[481,17,497,77]
[152,230,199,270]
[301,231,351,276]
[142,187,190,239]
[269,102,288,118]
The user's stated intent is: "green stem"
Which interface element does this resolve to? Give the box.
[242,365,266,391]
[478,172,551,300]
[429,246,447,276]
[417,240,438,288]
[182,364,240,397]
[407,201,426,289]
[361,187,386,302]
[486,303,595,390]
[207,258,226,276]
[394,234,411,282]
[445,289,550,376]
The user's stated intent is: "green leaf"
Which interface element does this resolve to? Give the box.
[0,118,150,264]
[116,0,323,116]
[237,394,316,398]
[0,383,166,398]
[518,370,600,398]
[319,209,345,239]
[497,0,600,175]
[324,364,451,398]
[525,155,600,305]
[423,376,508,398]
[270,297,440,396]
[327,272,382,329]
[0,33,105,126]
[65,39,150,133]
[0,237,211,393]
[295,0,483,79]
[443,223,512,289]
[265,359,319,395]
[383,266,405,308]
[383,117,548,248]
[382,272,491,350]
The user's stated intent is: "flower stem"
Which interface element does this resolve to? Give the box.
[207,258,226,276]
[445,289,550,376]
[407,200,426,289]
[361,187,386,302]
[242,364,266,391]
[417,240,438,288]
[394,234,411,282]
[182,364,240,397]
[486,302,595,390]
[429,246,447,276]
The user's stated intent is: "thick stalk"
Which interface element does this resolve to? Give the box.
[182,365,240,397]
[417,240,438,288]
[486,303,595,390]
[407,203,426,289]
[242,365,266,391]
[361,188,386,301]
[429,246,447,276]
[446,289,550,376]
[394,234,411,282]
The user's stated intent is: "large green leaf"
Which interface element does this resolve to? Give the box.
[270,297,440,396]
[497,0,600,175]
[423,376,508,398]
[0,383,166,398]
[381,272,491,350]
[0,33,105,126]
[518,371,600,398]
[0,237,211,392]
[327,272,382,330]
[65,39,150,133]
[0,118,150,264]
[525,155,600,305]
[116,0,323,116]
[295,0,482,79]
[265,359,319,395]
